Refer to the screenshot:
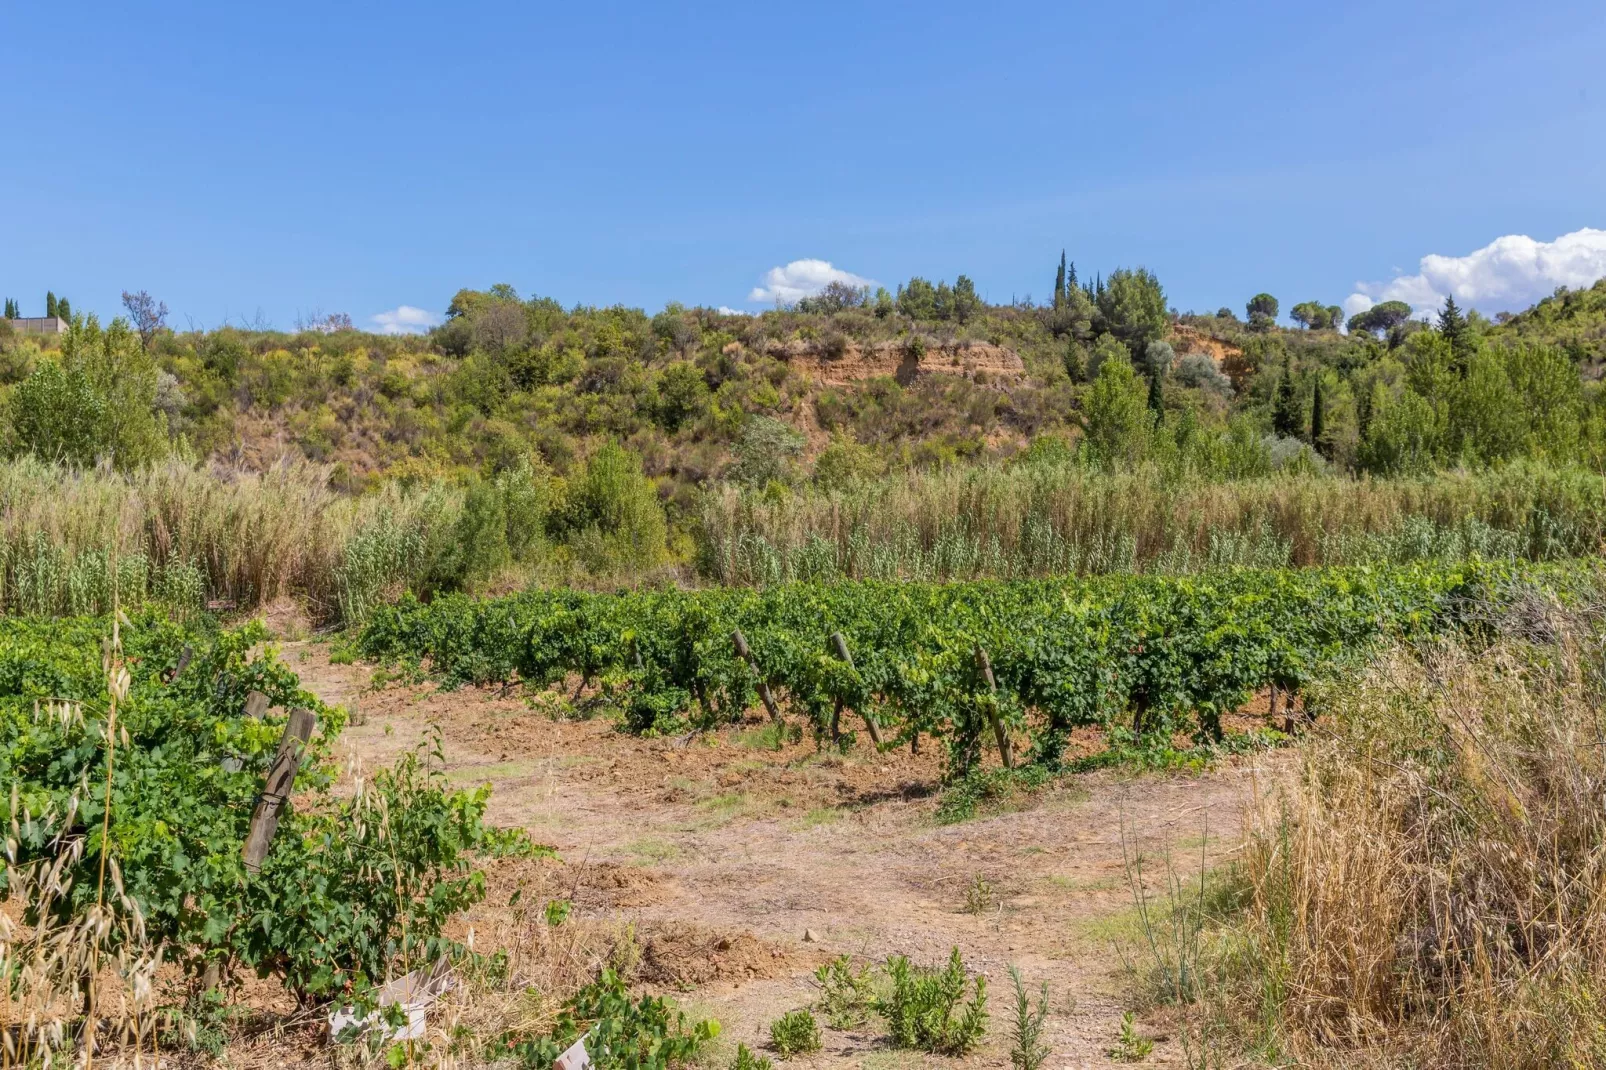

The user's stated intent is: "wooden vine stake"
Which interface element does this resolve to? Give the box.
[829,632,882,746]
[164,644,193,684]
[242,708,316,873]
[731,629,782,722]
[974,645,1012,769]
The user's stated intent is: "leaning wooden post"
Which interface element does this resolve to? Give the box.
[829,632,882,746]
[243,708,316,873]
[731,629,782,722]
[974,645,1013,769]
[164,644,193,684]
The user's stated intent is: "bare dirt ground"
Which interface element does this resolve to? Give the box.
[281,642,1272,1069]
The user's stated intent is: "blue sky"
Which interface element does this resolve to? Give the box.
[4,0,1604,332]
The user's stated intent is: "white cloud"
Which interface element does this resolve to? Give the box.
[1345,227,1606,320]
[716,306,750,316]
[747,259,874,305]
[370,305,441,335]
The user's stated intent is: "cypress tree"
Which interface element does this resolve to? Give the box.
[56,297,70,321]
[1054,251,1067,309]
[1067,260,1078,293]
[1147,368,1164,413]
[1310,378,1326,453]
[1437,294,1470,374]
[1273,363,1302,438]
[45,291,57,318]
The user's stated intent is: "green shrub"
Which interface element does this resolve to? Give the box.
[0,614,534,1065]
[1007,966,1050,1070]
[10,317,167,469]
[768,1009,822,1057]
[453,477,511,585]
[499,968,718,1067]
[813,955,875,1029]
[878,948,988,1055]
[559,441,667,572]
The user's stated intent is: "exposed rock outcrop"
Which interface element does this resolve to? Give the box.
[766,337,1025,386]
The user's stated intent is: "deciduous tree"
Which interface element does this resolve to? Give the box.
[121,289,169,349]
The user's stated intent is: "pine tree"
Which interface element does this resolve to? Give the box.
[1437,294,1471,374]
[45,292,57,318]
[1310,378,1326,454]
[1054,251,1067,309]
[1273,362,1302,439]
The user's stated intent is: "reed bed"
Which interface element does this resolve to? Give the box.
[4,457,1601,625]
[0,457,467,622]
[699,462,1606,584]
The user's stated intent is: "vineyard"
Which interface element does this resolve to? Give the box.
[0,612,535,1063]
[357,563,1533,773]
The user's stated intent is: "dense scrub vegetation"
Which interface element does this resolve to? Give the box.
[1,268,1604,620]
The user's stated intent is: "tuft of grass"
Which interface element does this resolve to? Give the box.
[936,764,1051,824]
[735,720,799,751]
[623,837,682,865]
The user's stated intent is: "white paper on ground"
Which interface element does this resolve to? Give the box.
[328,958,452,1043]
[554,1036,592,1069]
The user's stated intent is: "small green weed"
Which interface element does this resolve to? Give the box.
[768,1009,822,1057]
[1007,966,1050,1070]
[963,872,996,915]
[737,720,799,751]
[878,947,988,1055]
[813,955,876,1029]
[731,1043,774,1069]
[1109,1011,1153,1061]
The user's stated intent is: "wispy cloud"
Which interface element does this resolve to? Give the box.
[370,305,441,335]
[1345,227,1606,320]
[747,259,874,305]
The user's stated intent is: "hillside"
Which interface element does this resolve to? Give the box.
[9,269,1603,506]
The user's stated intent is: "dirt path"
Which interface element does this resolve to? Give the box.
[285,642,1263,1068]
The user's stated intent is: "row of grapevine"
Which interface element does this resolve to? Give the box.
[0,612,526,1023]
[358,564,1543,772]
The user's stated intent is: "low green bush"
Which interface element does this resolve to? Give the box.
[768,1009,822,1057]
[878,948,988,1055]
[499,968,718,1068]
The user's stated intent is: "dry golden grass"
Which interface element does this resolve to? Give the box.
[1223,589,1606,1067]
